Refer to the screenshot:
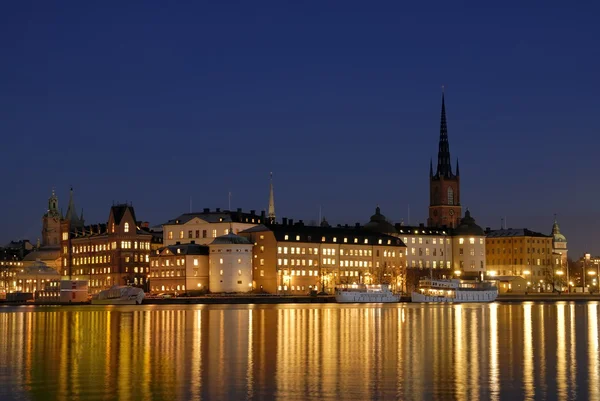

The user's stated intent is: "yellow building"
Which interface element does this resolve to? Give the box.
[485,228,555,291]
[161,208,262,246]
[239,220,406,294]
[149,242,209,295]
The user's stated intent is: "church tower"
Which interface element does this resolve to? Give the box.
[427,91,462,228]
[42,189,62,247]
[267,172,276,224]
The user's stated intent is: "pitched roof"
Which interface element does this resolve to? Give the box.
[111,204,136,225]
[163,209,264,225]
[241,223,406,247]
[486,228,551,238]
[156,243,209,256]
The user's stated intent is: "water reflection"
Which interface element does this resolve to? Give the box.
[0,303,599,401]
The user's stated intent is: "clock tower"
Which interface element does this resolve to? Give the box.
[427,91,462,228]
[42,189,62,247]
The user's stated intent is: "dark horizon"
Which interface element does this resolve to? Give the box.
[1,1,598,257]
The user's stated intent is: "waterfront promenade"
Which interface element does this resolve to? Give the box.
[2,293,600,306]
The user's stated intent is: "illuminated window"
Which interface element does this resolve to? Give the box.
[220,269,223,275]
[469,238,475,245]
[179,231,184,239]
[448,187,454,205]
[212,230,217,238]
[459,238,464,245]
[124,223,129,233]
[168,231,173,240]
[219,258,224,264]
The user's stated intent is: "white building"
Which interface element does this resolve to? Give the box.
[162,208,263,246]
[208,232,254,293]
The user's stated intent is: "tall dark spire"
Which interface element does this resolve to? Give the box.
[456,158,460,176]
[436,90,453,178]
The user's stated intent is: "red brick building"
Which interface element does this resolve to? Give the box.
[61,203,159,293]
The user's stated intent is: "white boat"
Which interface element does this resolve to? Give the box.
[411,278,498,303]
[91,286,145,305]
[335,284,400,303]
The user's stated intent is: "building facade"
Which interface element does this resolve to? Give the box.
[451,210,487,278]
[62,204,153,293]
[239,221,406,294]
[162,209,263,246]
[428,92,462,229]
[149,242,209,294]
[485,228,554,291]
[208,233,254,293]
[551,218,568,271]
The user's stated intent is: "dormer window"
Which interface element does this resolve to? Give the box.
[124,223,129,233]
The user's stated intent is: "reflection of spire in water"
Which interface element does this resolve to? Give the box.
[469,309,480,400]
[588,304,599,400]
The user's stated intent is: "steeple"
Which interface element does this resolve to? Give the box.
[436,90,453,178]
[268,172,276,223]
[65,187,84,229]
[456,158,460,176]
[46,188,59,217]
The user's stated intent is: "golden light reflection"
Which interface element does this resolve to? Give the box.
[1,303,600,400]
[588,303,599,400]
[489,303,499,401]
[569,303,577,400]
[454,305,466,399]
[523,303,534,400]
[556,303,566,400]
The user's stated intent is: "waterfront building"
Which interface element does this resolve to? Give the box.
[149,242,209,294]
[450,210,487,278]
[62,204,153,293]
[573,254,600,292]
[208,232,254,292]
[551,218,568,271]
[485,228,554,290]
[0,261,24,296]
[428,92,462,229]
[162,208,263,246]
[14,261,61,293]
[1,240,34,261]
[239,220,406,294]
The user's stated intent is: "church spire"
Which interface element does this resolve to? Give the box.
[456,158,460,176]
[65,187,83,228]
[436,89,453,178]
[268,172,276,223]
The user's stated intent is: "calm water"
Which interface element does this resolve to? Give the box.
[0,302,599,401]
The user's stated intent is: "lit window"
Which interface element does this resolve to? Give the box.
[124,222,129,233]
[194,259,198,266]
[220,269,224,275]
[296,235,300,241]
[469,238,475,245]
[168,231,173,240]
[179,231,184,239]
[212,229,217,238]
[219,258,224,264]
[459,238,464,245]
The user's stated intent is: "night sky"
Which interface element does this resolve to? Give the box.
[1,1,599,257]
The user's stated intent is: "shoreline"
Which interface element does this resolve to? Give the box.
[2,293,600,306]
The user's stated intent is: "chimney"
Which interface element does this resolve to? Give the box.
[261,210,266,218]
[203,208,209,213]
[419,223,425,228]
[141,221,149,228]
[176,241,180,245]
[355,222,360,229]
[216,208,221,212]
[250,210,256,215]
[485,227,491,233]
[289,219,294,225]
[237,208,242,213]
[190,240,195,244]
[344,224,349,228]
[282,217,288,225]
[298,220,304,226]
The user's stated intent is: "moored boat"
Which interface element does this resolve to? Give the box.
[335,284,400,303]
[91,286,145,305]
[411,278,498,303]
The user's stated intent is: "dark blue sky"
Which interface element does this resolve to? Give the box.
[1,1,598,257]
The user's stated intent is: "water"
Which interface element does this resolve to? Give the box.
[0,302,598,401]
